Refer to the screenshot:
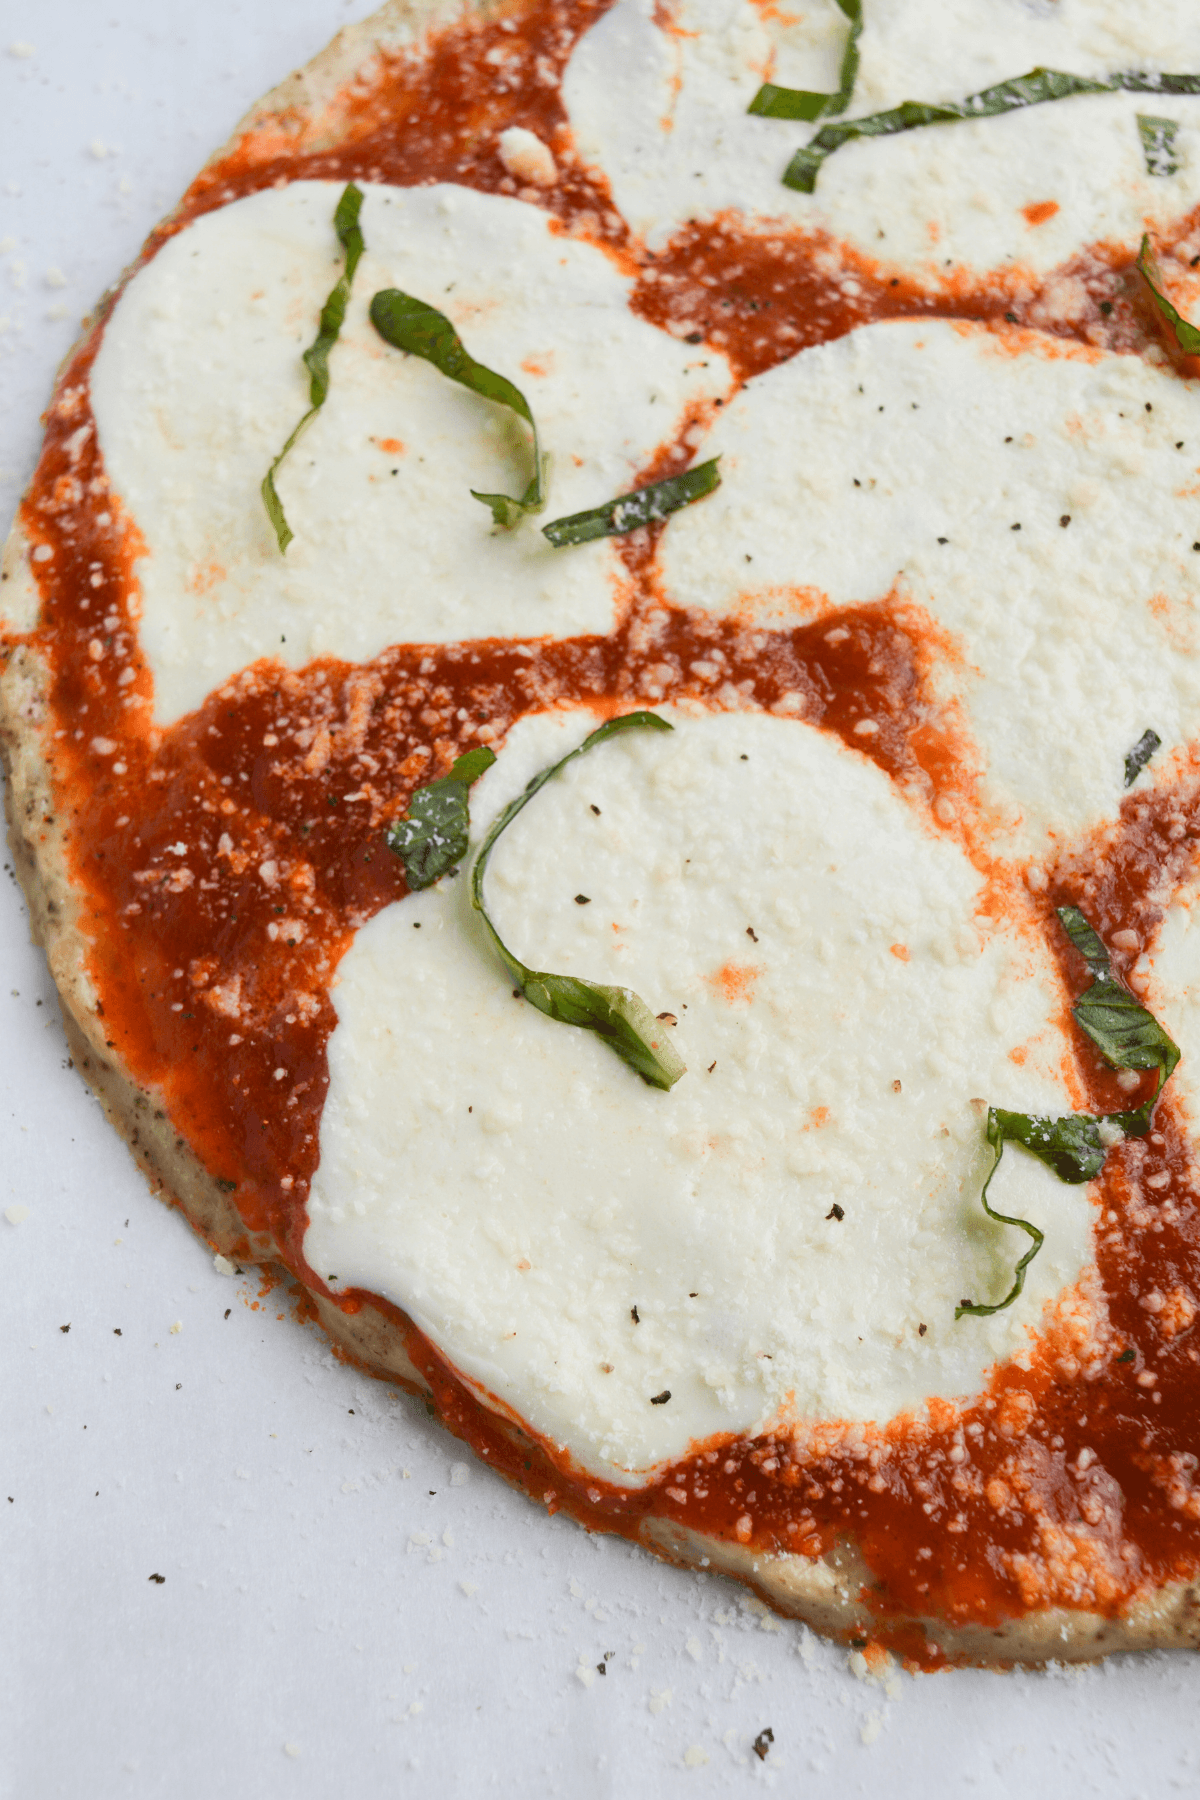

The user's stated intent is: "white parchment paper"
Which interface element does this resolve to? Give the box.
[2,5,1200,1795]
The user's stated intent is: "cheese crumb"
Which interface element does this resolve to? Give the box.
[683,1746,709,1768]
[5,1204,29,1224]
[169,1320,182,1334]
[213,1253,235,1276]
[497,126,557,189]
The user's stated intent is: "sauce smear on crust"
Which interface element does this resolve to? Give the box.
[9,0,1200,1663]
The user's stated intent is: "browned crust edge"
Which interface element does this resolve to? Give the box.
[5,0,1200,1671]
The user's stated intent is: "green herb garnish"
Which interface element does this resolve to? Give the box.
[262,183,365,553]
[1124,727,1162,788]
[542,458,721,548]
[747,0,861,122]
[470,713,686,1090]
[369,289,547,528]
[1137,232,1200,353]
[775,69,1200,194]
[955,1112,1051,1319]
[1138,112,1180,176]
[1057,904,1178,1126]
[387,746,497,890]
[958,907,1179,1318]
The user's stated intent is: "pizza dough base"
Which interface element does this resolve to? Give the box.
[6,0,1200,1668]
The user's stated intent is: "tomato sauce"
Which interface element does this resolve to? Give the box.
[9,0,1200,1664]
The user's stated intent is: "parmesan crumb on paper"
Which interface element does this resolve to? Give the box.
[7,41,35,58]
[169,1320,182,1335]
[5,1204,29,1224]
[282,1742,302,1759]
[213,1253,235,1276]
[575,1664,596,1688]
[683,1746,709,1768]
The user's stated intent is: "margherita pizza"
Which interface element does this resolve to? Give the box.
[7,0,1200,1668]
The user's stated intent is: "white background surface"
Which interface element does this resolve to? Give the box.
[3,5,1200,1796]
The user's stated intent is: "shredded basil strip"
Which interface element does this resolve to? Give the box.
[747,0,862,122]
[369,289,547,528]
[386,746,497,891]
[1137,233,1200,353]
[778,68,1200,194]
[1124,727,1162,788]
[470,713,686,1090]
[542,458,721,549]
[1138,112,1180,176]
[958,907,1180,1318]
[262,183,365,553]
[1058,904,1179,1123]
[955,1114,1050,1319]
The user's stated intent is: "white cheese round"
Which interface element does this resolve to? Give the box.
[89,181,732,725]
[305,707,1095,1483]
[564,0,1200,272]
[1140,876,1200,1138]
[660,317,1200,862]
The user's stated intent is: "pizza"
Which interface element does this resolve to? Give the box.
[7,0,1200,1670]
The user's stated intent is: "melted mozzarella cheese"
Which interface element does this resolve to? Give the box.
[564,0,1200,273]
[1141,876,1200,1138]
[305,708,1095,1483]
[660,318,1200,863]
[89,182,732,725]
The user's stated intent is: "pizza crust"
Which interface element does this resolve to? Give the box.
[5,0,1200,1669]
[167,0,477,208]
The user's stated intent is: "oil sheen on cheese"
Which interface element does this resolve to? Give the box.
[305,708,1094,1483]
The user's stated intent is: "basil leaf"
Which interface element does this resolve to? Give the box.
[369,289,547,528]
[542,458,721,549]
[959,909,1180,1320]
[780,68,1200,193]
[1137,233,1200,353]
[1057,904,1180,1104]
[747,0,861,122]
[470,712,686,1090]
[1056,903,1110,979]
[955,1111,1050,1318]
[1138,112,1180,176]
[987,1106,1106,1184]
[387,745,497,891]
[1124,727,1162,788]
[262,183,365,553]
